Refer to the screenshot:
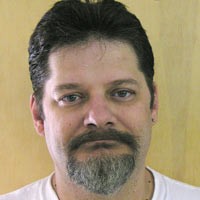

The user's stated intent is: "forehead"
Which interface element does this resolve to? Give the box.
[47,40,145,86]
[50,40,138,63]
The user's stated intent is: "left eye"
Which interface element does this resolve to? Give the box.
[115,90,131,97]
[111,89,135,100]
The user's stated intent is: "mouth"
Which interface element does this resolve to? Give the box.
[80,140,120,152]
[67,129,139,156]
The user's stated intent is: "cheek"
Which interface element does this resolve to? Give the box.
[117,104,152,159]
[43,115,82,163]
[117,103,153,136]
[43,110,83,147]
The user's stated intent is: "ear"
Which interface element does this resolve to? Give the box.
[30,94,45,136]
[151,83,159,124]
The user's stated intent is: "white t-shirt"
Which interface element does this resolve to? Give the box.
[0,168,200,200]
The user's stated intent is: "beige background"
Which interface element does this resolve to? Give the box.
[0,0,199,194]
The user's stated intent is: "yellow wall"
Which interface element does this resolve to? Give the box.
[0,0,199,194]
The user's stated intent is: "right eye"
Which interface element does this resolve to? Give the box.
[58,93,84,106]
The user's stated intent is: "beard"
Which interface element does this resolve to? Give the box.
[66,128,139,195]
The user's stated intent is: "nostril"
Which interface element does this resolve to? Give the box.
[105,121,114,127]
[87,123,97,129]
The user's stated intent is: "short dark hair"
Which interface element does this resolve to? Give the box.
[29,0,154,115]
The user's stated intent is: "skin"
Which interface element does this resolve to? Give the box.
[30,40,158,200]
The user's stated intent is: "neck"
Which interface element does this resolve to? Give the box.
[52,166,154,200]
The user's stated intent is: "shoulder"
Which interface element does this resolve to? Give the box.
[0,174,57,200]
[149,168,200,200]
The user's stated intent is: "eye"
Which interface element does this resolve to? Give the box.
[111,89,135,101]
[58,93,84,105]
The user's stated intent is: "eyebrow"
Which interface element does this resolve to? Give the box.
[53,79,138,93]
[54,83,83,93]
[108,79,139,87]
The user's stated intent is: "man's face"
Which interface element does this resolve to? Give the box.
[31,40,158,194]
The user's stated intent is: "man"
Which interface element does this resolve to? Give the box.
[0,0,199,199]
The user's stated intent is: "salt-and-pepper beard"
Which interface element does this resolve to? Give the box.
[66,129,140,195]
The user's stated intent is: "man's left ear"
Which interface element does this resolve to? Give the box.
[151,83,159,123]
[30,94,45,136]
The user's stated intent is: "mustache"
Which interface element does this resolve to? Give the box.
[67,128,139,153]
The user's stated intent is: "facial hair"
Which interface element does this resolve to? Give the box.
[66,128,140,195]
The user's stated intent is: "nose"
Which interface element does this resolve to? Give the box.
[83,97,116,129]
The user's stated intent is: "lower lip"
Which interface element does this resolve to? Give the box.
[85,140,118,145]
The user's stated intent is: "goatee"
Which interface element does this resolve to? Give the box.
[66,128,139,195]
